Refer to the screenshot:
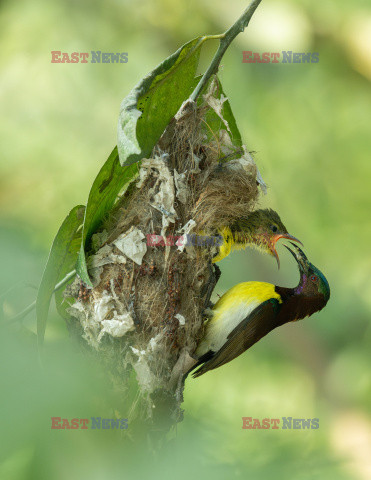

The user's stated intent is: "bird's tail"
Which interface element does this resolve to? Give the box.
[184,351,214,380]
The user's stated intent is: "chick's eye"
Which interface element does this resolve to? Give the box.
[310,275,318,282]
[270,225,278,233]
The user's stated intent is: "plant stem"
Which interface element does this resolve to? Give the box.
[190,0,262,101]
[5,270,76,324]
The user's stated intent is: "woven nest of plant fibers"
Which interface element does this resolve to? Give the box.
[63,79,263,425]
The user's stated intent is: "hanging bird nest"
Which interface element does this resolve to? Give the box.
[62,78,265,432]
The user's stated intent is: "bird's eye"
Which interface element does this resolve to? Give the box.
[310,275,318,282]
[270,225,278,233]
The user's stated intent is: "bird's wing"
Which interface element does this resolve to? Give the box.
[193,299,280,377]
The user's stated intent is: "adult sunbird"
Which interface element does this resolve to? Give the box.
[213,208,302,267]
[190,243,330,378]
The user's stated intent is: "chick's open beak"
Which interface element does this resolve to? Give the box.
[271,233,303,269]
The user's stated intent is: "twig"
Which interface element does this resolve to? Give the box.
[4,270,76,324]
[190,0,262,101]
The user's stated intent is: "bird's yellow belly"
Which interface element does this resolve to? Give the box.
[196,282,281,356]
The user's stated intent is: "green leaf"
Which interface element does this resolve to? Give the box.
[202,76,243,151]
[76,146,139,286]
[118,36,207,167]
[54,235,82,321]
[36,205,85,346]
[216,78,243,148]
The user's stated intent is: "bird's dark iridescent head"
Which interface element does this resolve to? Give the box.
[284,243,330,302]
[234,209,302,268]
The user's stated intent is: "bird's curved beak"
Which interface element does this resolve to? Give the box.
[283,242,309,273]
[271,234,303,269]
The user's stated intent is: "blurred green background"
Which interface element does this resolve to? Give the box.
[1,0,371,478]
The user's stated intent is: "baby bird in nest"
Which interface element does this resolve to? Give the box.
[213,208,302,268]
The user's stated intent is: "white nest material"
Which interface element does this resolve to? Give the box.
[67,290,135,349]
[113,226,147,265]
[137,155,177,236]
[129,338,165,393]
